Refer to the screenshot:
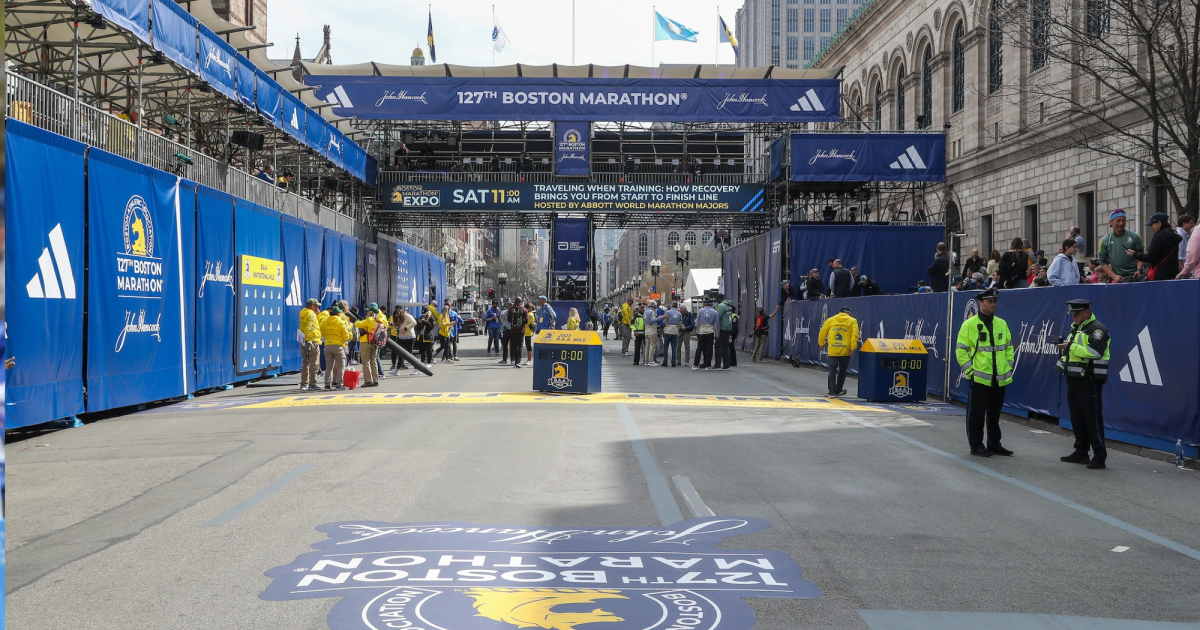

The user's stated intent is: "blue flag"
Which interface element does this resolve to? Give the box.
[720,15,739,56]
[655,11,699,42]
[427,10,437,63]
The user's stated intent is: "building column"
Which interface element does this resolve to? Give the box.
[930,51,950,128]
[901,72,922,131]
[962,26,986,154]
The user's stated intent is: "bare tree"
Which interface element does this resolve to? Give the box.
[1004,0,1200,216]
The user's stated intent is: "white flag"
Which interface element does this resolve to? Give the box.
[492,15,511,52]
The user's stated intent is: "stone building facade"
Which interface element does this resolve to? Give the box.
[734,0,1178,261]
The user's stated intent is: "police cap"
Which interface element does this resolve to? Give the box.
[978,288,999,301]
[1066,298,1091,312]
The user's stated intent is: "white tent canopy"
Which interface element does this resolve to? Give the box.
[685,268,722,300]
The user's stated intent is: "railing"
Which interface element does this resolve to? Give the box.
[6,70,371,232]
[377,170,766,185]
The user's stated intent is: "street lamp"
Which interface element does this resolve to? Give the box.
[650,258,662,294]
[498,271,508,302]
[674,242,691,289]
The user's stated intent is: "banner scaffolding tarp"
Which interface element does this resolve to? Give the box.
[281,215,307,372]
[789,225,945,296]
[5,120,87,428]
[303,221,325,307]
[236,54,257,108]
[280,90,305,142]
[93,0,151,46]
[340,234,359,309]
[195,185,236,390]
[257,69,283,127]
[321,229,344,307]
[86,150,196,412]
[151,0,199,74]
[198,24,238,101]
[791,132,946,182]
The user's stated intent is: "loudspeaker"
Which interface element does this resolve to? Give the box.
[446,135,458,149]
[230,130,265,150]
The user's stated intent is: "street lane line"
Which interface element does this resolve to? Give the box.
[616,403,684,527]
[673,475,716,518]
[734,368,1200,563]
[236,392,873,410]
[202,464,316,527]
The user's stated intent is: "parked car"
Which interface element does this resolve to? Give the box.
[459,311,480,335]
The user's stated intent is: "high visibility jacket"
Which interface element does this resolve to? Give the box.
[356,312,388,343]
[566,316,580,330]
[631,314,645,333]
[818,312,859,357]
[956,314,1015,386]
[525,311,536,336]
[320,313,351,346]
[298,308,322,342]
[620,303,634,325]
[437,311,452,337]
[1059,314,1111,383]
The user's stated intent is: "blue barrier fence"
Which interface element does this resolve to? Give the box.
[780,281,1200,455]
[4,119,444,429]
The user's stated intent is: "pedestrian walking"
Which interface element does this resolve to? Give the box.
[643,301,661,366]
[620,297,635,355]
[715,295,734,369]
[1056,299,1111,469]
[393,308,417,375]
[353,303,388,387]
[727,306,740,367]
[524,303,536,365]
[601,307,613,339]
[536,296,557,332]
[661,302,682,367]
[751,306,775,362]
[679,304,695,365]
[693,298,718,370]
[320,305,351,390]
[506,298,527,367]
[437,304,453,363]
[416,306,437,366]
[484,300,503,355]
[818,306,859,397]
[298,298,322,390]
[448,306,463,361]
[955,288,1015,457]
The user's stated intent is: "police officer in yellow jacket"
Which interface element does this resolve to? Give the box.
[818,307,859,397]
[1055,299,1111,469]
[298,298,323,391]
[955,288,1015,457]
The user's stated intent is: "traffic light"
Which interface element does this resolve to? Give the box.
[487,288,496,300]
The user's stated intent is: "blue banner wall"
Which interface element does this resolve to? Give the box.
[791,132,946,182]
[236,54,257,108]
[554,122,591,176]
[280,90,304,141]
[769,135,784,181]
[151,0,199,74]
[5,120,87,428]
[257,69,283,127]
[327,128,346,169]
[195,185,236,390]
[306,76,842,123]
[321,229,344,307]
[198,24,237,101]
[381,181,766,213]
[86,150,196,412]
[789,225,945,296]
[765,226,784,357]
[281,216,306,372]
[94,0,150,46]
[306,108,328,157]
[303,221,325,306]
[340,234,358,309]
[234,199,281,260]
[553,217,589,274]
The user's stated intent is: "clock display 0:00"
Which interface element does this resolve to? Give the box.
[880,358,922,370]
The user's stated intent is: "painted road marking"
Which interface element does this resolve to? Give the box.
[858,610,1200,629]
[617,403,684,526]
[236,392,875,410]
[674,475,716,518]
[733,368,1200,564]
[202,464,316,527]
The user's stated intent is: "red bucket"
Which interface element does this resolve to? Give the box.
[343,370,360,390]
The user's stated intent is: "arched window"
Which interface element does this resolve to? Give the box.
[874,81,882,126]
[667,231,680,247]
[1032,0,1050,70]
[896,65,906,130]
[685,231,697,246]
[638,233,648,257]
[988,0,1004,93]
[701,230,714,246]
[952,23,965,112]
[854,94,862,120]
[1086,0,1109,38]
[921,46,933,127]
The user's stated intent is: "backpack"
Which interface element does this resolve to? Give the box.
[372,319,389,347]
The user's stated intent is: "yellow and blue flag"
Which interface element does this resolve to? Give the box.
[720,15,739,56]
[427,10,437,63]
[655,11,698,42]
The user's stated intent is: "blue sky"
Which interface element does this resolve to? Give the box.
[269,0,741,68]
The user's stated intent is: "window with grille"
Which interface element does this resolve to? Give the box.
[874,82,882,124]
[685,232,697,246]
[1086,0,1109,38]
[988,0,1004,93]
[804,36,815,60]
[953,23,965,112]
[1032,0,1050,69]
[787,8,799,31]
[836,9,847,30]
[804,9,815,31]
[787,36,799,60]
[702,231,714,245]
[772,0,782,65]
[896,66,906,130]
[821,36,830,49]
[639,260,648,273]
[638,233,648,257]
[668,231,680,247]
[922,46,933,127]
[820,9,831,32]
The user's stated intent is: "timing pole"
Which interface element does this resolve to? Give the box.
[572,0,576,65]
[651,6,656,68]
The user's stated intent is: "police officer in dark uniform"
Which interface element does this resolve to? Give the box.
[1056,299,1111,469]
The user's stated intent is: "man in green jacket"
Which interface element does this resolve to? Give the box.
[1055,299,1111,469]
[715,297,735,370]
[955,288,1016,457]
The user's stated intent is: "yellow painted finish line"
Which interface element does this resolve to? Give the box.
[238,392,875,410]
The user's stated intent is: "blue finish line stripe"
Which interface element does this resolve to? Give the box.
[734,369,1200,562]
[617,403,684,526]
[202,463,316,527]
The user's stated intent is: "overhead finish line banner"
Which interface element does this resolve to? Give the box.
[382,182,766,212]
[306,76,841,123]
[791,132,946,182]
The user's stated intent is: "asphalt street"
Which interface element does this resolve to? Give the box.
[7,333,1200,630]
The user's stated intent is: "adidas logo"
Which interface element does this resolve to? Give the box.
[289,107,300,131]
[1118,326,1161,386]
[889,146,928,170]
[26,224,77,299]
[284,266,302,306]
[324,85,355,109]
[789,89,826,112]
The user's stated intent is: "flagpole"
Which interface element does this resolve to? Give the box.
[572,0,576,65]
[716,6,719,66]
[492,4,495,67]
[652,5,655,69]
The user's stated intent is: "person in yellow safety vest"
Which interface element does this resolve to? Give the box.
[354,303,388,388]
[320,305,351,390]
[566,308,581,330]
[818,306,860,398]
[620,297,636,356]
[1055,298,1111,469]
[298,298,323,391]
[524,306,536,365]
[955,288,1016,458]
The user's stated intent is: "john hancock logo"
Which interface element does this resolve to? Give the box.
[261,518,821,630]
[548,362,573,389]
[889,371,913,398]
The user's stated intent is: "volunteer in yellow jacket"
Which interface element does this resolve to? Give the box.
[619,297,636,355]
[298,298,323,391]
[354,303,388,388]
[955,288,1015,457]
[320,305,351,390]
[818,306,860,397]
